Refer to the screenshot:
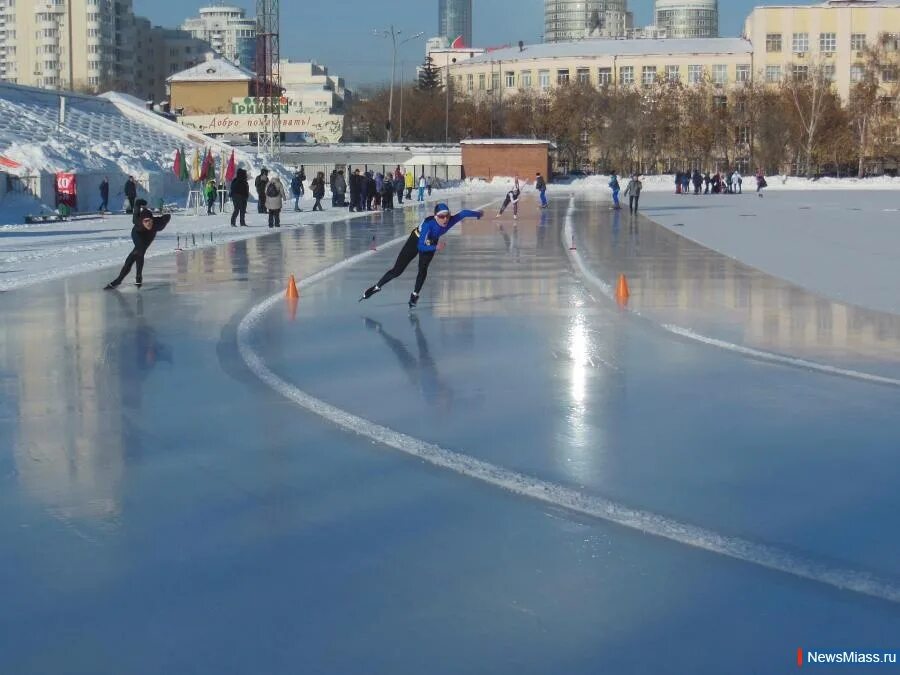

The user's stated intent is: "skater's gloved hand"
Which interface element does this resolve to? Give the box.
[437,240,447,251]
[476,210,484,219]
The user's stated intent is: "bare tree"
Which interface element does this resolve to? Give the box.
[781,62,835,177]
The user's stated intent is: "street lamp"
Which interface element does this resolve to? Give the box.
[445,53,456,143]
[374,26,424,143]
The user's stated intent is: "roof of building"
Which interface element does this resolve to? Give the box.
[167,58,256,83]
[462,38,753,65]
[460,139,552,145]
[752,0,900,7]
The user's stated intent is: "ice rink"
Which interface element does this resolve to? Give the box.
[1,194,899,674]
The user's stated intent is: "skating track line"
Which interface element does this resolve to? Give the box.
[562,197,900,389]
[237,204,900,606]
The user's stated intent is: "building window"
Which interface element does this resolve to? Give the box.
[883,66,899,82]
[557,68,569,84]
[478,73,485,90]
[688,64,703,83]
[576,67,589,84]
[713,64,727,84]
[521,70,532,88]
[819,33,836,53]
[539,70,550,90]
[851,34,867,51]
[598,67,611,85]
[505,71,515,88]
[765,65,782,82]
[792,64,808,80]
[665,65,680,82]
[792,33,809,54]
[850,64,865,82]
[642,65,657,85]
[736,64,751,82]
[713,95,727,110]
[766,33,782,52]
[491,72,500,90]
[466,73,473,92]
[823,64,835,81]
[619,66,634,85]
[737,125,751,144]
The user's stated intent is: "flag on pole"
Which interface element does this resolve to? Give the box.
[200,148,214,181]
[219,150,227,184]
[172,148,181,178]
[177,146,189,180]
[191,147,201,182]
[225,150,236,182]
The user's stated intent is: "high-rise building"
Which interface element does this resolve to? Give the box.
[544,0,630,42]
[0,0,136,92]
[655,0,719,39]
[181,5,256,71]
[439,0,472,48]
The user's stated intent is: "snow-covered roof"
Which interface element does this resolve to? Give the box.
[463,38,753,65]
[460,139,552,146]
[167,58,256,83]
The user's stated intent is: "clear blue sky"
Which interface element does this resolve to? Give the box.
[135,0,819,88]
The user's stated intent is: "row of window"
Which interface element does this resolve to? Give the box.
[765,32,899,53]
[762,63,898,82]
[462,64,753,91]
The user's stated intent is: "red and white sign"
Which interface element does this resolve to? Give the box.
[55,172,77,209]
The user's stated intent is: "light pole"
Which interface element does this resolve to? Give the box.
[374,26,423,143]
[445,53,456,143]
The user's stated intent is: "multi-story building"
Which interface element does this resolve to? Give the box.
[181,5,256,71]
[544,0,631,42]
[280,59,351,112]
[655,0,719,39]
[0,0,208,99]
[446,38,753,96]
[439,0,472,48]
[744,0,900,100]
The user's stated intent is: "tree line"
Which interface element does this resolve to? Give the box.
[345,41,900,178]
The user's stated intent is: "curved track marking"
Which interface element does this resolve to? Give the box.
[237,201,900,605]
[562,197,900,388]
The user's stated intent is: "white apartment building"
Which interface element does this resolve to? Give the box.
[181,5,256,71]
[0,0,130,92]
[280,59,351,112]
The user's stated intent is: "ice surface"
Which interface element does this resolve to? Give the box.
[0,193,898,674]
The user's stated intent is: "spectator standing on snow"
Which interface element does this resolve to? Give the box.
[255,169,269,213]
[124,176,137,214]
[204,178,217,215]
[394,172,405,204]
[381,175,395,210]
[104,206,170,289]
[623,174,642,213]
[405,170,415,200]
[692,169,702,195]
[418,175,426,202]
[99,177,109,212]
[426,176,433,196]
[229,167,249,227]
[675,171,682,194]
[366,172,376,211]
[329,169,339,206]
[703,172,711,194]
[311,171,326,211]
[732,170,743,194]
[681,172,690,195]
[608,173,621,209]
[265,175,286,227]
[536,172,548,208]
[290,170,304,211]
[334,170,347,206]
[349,168,362,212]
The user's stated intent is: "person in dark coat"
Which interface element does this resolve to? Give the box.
[104,205,170,288]
[229,167,250,226]
[124,175,137,213]
[381,176,395,210]
[692,169,702,195]
[311,171,326,211]
[290,170,304,211]
[366,172,377,211]
[329,169,339,206]
[349,168,362,212]
[99,177,109,212]
[334,170,347,206]
[254,168,269,213]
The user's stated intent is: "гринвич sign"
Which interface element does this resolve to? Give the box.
[178,113,344,142]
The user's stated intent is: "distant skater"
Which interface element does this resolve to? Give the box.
[623,174,642,213]
[104,204,170,289]
[496,179,521,219]
[359,202,483,308]
[756,169,767,197]
[535,172,548,208]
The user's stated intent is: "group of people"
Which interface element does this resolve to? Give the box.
[97,176,138,214]
[607,174,644,213]
[348,168,432,213]
[495,172,549,220]
[672,168,768,196]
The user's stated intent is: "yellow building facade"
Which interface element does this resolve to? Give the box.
[743,0,900,100]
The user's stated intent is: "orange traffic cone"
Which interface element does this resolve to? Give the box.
[286,274,300,299]
[615,274,630,301]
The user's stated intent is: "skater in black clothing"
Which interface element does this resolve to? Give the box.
[359,202,483,307]
[104,205,170,288]
[254,168,269,213]
[99,177,109,212]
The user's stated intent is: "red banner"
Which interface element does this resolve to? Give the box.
[55,172,77,209]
